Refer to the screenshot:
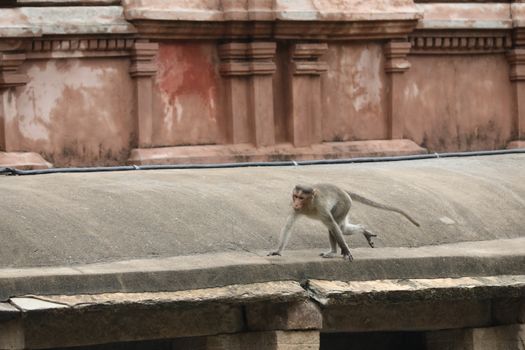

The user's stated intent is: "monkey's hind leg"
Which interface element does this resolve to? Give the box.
[363,229,377,248]
[320,231,339,258]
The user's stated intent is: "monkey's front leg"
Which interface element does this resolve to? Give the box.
[268,213,297,256]
[320,231,338,258]
[322,214,353,262]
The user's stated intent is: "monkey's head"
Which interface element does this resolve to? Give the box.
[292,185,315,211]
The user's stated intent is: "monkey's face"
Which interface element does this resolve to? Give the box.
[292,190,312,211]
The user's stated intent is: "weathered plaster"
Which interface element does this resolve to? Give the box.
[152,42,222,147]
[402,55,514,152]
[417,4,512,30]
[0,6,135,37]
[9,59,134,166]
[322,43,387,142]
[277,0,421,21]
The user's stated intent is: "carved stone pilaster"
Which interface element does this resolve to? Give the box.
[288,43,327,147]
[384,41,411,74]
[219,42,276,147]
[507,49,525,82]
[507,49,525,143]
[129,42,159,148]
[384,41,411,140]
[291,43,328,76]
[0,51,28,152]
[0,52,28,89]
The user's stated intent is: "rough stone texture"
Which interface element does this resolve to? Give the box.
[324,299,492,332]
[246,301,322,331]
[203,331,320,350]
[18,281,307,308]
[426,324,525,350]
[307,275,525,306]
[15,303,242,349]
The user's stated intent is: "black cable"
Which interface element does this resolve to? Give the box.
[1,148,524,176]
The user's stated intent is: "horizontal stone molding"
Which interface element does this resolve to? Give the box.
[410,32,513,54]
[25,38,136,59]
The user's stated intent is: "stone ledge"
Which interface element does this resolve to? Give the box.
[0,152,52,170]
[0,238,524,301]
[307,275,525,306]
[128,140,427,165]
[0,6,136,37]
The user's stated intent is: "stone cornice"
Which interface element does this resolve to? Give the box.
[0,6,136,38]
[122,0,421,23]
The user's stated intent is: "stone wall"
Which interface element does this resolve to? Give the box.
[1,0,524,168]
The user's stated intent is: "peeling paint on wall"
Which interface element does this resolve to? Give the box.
[322,43,387,142]
[9,59,134,166]
[352,48,382,113]
[16,60,116,142]
[153,42,221,146]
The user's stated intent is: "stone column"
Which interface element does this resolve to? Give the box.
[129,41,158,148]
[0,51,28,151]
[384,41,411,140]
[507,49,525,148]
[288,43,327,147]
[219,42,276,147]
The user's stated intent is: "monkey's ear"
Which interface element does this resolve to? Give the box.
[312,189,319,198]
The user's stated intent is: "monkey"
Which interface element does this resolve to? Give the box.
[268,183,420,262]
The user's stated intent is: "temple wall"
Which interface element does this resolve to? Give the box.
[9,58,135,166]
[1,0,524,168]
[402,54,515,152]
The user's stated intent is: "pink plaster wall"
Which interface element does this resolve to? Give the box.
[8,58,134,167]
[401,55,514,152]
[152,41,223,147]
[321,43,388,142]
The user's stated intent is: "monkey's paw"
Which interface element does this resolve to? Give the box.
[267,251,281,256]
[342,253,354,262]
[320,251,338,258]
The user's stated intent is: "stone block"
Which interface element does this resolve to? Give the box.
[205,331,320,350]
[426,324,525,350]
[323,299,491,332]
[246,301,322,331]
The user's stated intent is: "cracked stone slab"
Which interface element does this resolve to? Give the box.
[307,275,525,305]
[13,281,307,310]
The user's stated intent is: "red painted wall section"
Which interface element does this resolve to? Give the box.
[321,43,388,142]
[401,55,514,152]
[8,59,134,167]
[152,42,222,147]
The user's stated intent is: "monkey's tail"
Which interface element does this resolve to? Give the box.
[347,191,420,227]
